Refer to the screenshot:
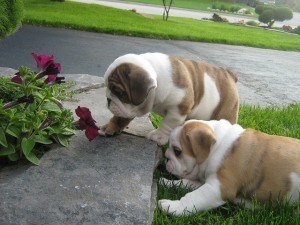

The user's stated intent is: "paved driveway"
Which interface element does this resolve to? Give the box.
[0,25,299,106]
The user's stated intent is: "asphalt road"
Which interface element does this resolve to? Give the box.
[0,25,299,106]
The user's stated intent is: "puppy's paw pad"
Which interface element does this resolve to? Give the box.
[146,129,169,145]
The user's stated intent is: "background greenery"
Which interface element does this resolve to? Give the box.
[0,0,23,37]
[22,0,300,51]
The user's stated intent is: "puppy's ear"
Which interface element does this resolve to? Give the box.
[127,64,157,105]
[187,126,216,163]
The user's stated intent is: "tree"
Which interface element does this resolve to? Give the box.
[255,5,293,28]
[162,0,174,21]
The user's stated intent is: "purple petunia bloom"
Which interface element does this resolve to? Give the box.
[75,106,100,141]
[31,53,54,72]
[44,61,61,75]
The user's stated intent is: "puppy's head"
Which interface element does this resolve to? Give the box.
[104,54,157,118]
[165,121,216,179]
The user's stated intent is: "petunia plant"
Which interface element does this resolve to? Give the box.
[0,53,76,165]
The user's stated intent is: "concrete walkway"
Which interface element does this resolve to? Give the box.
[0,69,162,225]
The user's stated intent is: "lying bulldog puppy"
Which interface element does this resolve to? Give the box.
[102,53,239,145]
[159,119,300,216]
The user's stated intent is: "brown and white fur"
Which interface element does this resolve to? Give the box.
[159,119,300,216]
[102,53,239,145]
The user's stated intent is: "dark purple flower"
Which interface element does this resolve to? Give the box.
[44,61,61,75]
[32,53,62,81]
[75,106,99,141]
[11,72,22,84]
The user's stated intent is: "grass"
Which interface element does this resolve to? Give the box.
[22,0,300,51]
[152,104,300,225]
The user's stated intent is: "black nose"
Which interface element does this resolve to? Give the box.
[107,98,112,107]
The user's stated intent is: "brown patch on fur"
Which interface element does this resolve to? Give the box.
[217,129,300,203]
[108,63,156,106]
[101,116,133,136]
[180,122,216,163]
[169,56,239,123]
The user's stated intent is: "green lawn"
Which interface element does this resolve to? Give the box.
[152,104,300,225]
[23,0,300,51]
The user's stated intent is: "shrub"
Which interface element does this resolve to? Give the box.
[292,25,300,35]
[246,20,260,26]
[274,7,293,21]
[211,4,218,9]
[282,25,293,32]
[0,0,23,37]
[220,4,228,11]
[212,13,225,22]
[230,6,241,12]
[259,9,275,25]
[256,4,293,28]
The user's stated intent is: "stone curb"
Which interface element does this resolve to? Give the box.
[0,67,163,225]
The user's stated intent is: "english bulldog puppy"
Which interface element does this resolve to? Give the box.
[159,119,300,216]
[102,53,239,145]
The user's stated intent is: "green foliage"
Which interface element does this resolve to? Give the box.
[246,20,260,26]
[0,0,24,37]
[274,7,293,21]
[255,4,293,27]
[259,9,275,24]
[0,68,76,165]
[292,25,300,35]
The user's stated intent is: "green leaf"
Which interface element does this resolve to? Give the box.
[32,91,44,100]
[25,152,40,165]
[61,128,77,136]
[21,138,36,156]
[0,127,8,148]
[28,101,37,111]
[6,125,21,139]
[34,134,53,145]
[56,134,69,147]
[42,101,61,112]
[0,144,15,156]
[8,153,19,161]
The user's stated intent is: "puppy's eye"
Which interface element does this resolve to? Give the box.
[113,89,124,99]
[173,147,182,157]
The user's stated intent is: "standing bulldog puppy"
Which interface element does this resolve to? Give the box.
[159,119,300,216]
[101,53,239,145]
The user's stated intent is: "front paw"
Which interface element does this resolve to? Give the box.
[158,199,185,216]
[100,123,121,136]
[146,129,169,145]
